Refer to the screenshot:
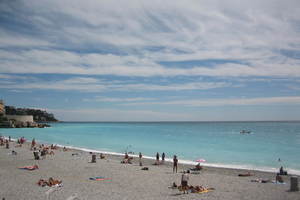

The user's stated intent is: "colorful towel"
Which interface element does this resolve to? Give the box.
[89,176,109,181]
[196,189,214,194]
[19,165,38,170]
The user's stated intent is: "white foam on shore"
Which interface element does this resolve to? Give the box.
[4,136,300,176]
[59,144,300,176]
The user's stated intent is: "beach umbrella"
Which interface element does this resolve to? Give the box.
[196,158,206,163]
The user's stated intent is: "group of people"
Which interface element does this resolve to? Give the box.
[32,140,57,160]
[154,152,166,165]
[0,136,9,149]
[37,177,62,187]
[121,152,133,164]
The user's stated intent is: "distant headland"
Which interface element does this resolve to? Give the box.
[0,100,58,128]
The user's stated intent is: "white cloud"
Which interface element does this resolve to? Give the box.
[0,0,300,78]
[83,97,156,102]
[1,49,300,77]
[0,76,228,92]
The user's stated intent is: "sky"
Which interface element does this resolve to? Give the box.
[0,0,300,121]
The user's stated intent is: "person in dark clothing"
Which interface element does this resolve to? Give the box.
[162,152,165,163]
[173,155,178,173]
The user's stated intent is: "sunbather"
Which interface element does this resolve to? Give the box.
[37,177,62,187]
[238,172,253,177]
[190,163,203,171]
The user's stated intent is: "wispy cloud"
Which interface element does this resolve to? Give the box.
[83,97,156,102]
[0,0,300,78]
[0,76,228,92]
[1,49,300,77]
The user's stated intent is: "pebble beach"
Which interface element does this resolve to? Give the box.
[0,140,299,200]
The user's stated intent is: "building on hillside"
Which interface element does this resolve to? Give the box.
[6,115,34,123]
[0,99,5,116]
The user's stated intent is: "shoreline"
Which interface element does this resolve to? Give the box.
[3,135,300,176]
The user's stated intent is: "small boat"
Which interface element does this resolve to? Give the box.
[240,130,251,134]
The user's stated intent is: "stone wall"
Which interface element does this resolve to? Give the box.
[6,115,34,123]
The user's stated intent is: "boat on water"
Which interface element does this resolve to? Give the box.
[240,130,251,134]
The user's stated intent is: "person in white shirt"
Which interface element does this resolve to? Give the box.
[181,171,189,194]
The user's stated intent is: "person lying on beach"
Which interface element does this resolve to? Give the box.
[121,157,133,164]
[251,178,271,183]
[63,146,68,151]
[121,153,133,164]
[19,164,39,170]
[37,177,62,187]
[190,163,203,171]
[238,172,253,177]
[189,185,215,193]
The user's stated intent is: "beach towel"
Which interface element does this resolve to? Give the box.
[272,181,286,184]
[89,176,109,181]
[196,189,214,194]
[19,165,39,170]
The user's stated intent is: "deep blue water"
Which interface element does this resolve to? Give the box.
[1,121,300,174]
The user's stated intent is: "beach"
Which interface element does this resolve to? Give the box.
[0,140,299,200]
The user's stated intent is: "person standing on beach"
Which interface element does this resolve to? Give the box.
[31,138,36,150]
[162,152,165,163]
[156,152,159,164]
[139,152,143,166]
[181,171,189,194]
[5,139,9,149]
[173,155,178,173]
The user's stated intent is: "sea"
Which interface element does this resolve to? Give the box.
[1,121,300,175]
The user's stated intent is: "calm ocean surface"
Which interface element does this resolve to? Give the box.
[1,121,300,174]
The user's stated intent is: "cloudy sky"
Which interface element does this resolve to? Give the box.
[0,0,300,121]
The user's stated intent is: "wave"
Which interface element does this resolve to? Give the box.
[4,135,300,176]
[56,143,300,176]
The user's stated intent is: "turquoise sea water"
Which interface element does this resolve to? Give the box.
[1,122,300,174]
